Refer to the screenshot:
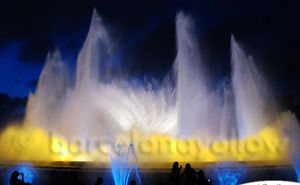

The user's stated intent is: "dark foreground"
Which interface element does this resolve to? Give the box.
[0,163,297,185]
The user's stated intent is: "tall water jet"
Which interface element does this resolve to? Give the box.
[63,8,112,140]
[231,35,276,138]
[24,50,70,131]
[75,9,111,91]
[175,12,223,139]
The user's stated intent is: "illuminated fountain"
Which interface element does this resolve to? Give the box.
[110,144,141,185]
[0,9,298,167]
[215,167,242,185]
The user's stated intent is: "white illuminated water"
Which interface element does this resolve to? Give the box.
[23,9,293,143]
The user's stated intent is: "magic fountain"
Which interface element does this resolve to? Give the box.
[0,10,299,168]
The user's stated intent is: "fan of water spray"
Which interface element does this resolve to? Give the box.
[214,163,245,185]
[24,9,283,143]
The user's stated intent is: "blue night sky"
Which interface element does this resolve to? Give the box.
[0,42,42,97]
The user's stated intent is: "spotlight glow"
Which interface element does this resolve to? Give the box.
[6,162,36,185]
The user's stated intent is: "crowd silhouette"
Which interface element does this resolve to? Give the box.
[170,162,211,185]
[10,162,211,185]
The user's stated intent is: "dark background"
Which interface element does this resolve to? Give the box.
[0,0,300,127]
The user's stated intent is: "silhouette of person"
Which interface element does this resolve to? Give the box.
[180,163,197,185]
[197,170,211,185]
[130,180,136,185]
[170,162,182,185]
[94,177,103,185]
[10,171,31,185]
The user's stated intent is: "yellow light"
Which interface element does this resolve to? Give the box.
[0,123,290,167]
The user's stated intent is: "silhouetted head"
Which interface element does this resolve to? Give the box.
[173,162,179,168]
[10,171,19,180]
[185,163,191,170]
[96,177,103,184]
[130,180,136,185]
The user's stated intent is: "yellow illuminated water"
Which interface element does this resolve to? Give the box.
[0,123,290,167]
